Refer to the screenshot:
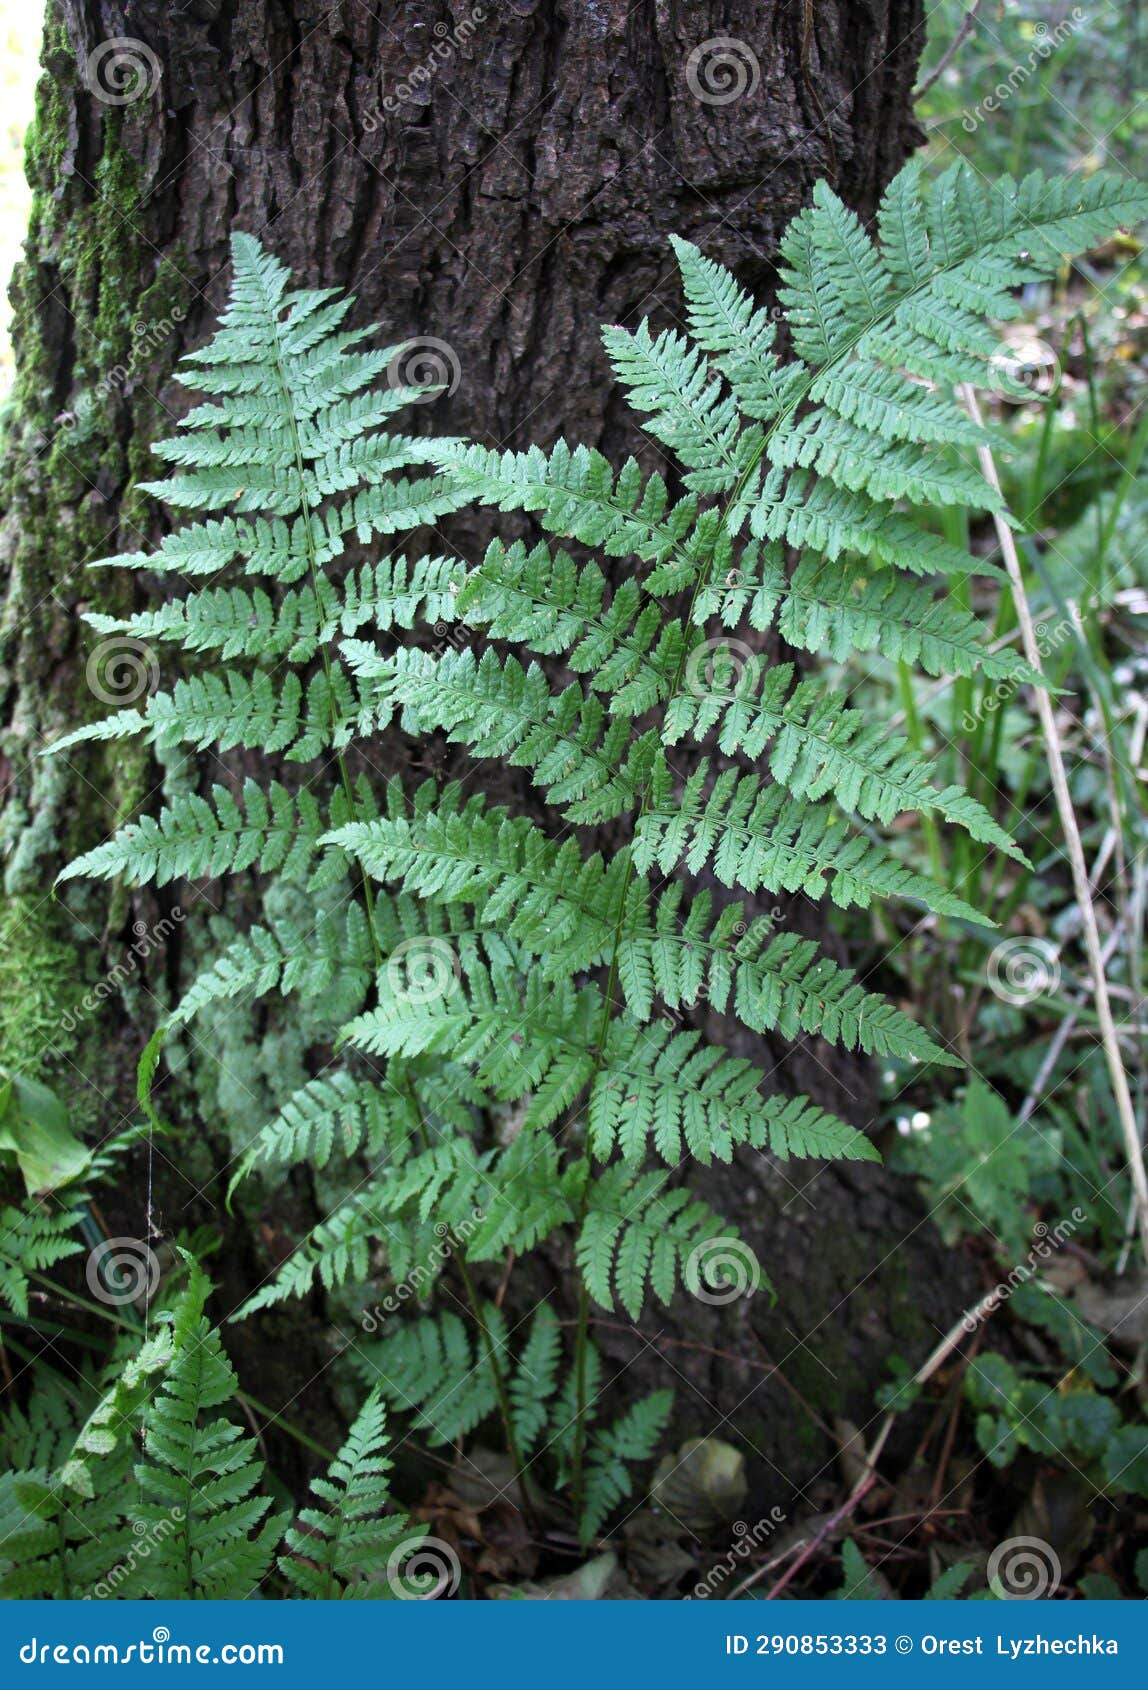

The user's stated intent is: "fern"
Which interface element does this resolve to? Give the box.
[580,1388,674,1544]
[54,166,1148,1550]
[328,781,951,1063]
[577,1167,737,1320]
[0,1261,419,1599]
[128,1265,287,1599]
[0,1200,85,1318]
[49,231,466,773]
[361,1303,667,1546]
[279,1387,416,1598]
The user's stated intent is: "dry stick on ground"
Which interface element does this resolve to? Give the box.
[1018,925,1124,1123]
[961,383,1148,1266]
[1015,815,1127,1125]
[729,1286,1005,1599]
[571,1315,838,1438]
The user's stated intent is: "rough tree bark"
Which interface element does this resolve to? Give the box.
[0,0,973,1520]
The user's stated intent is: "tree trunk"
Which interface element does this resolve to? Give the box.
[0,0,973,1517]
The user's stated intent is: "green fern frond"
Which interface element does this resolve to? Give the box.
[329,786,952,1064]
[0,1449,139,1600]
[83,554,460,663]
[354,644,658,826]
[236,1193,398,1315]
[50,176,1148,1553]
[601,321,752,495]
[577,1167,734,1319]
[364,1303,571,1466]
[0,1202,85,1318]
[592,1019,878,1167]
[361,1308,502,1446]
[232,1069,417,1186]
[132,1266,287,1598]
[507,1304,563,1456]
[49,660,383,762]
[580,1389,674,1546]
[664,666,1023,851]
[771,556,1039,680]
[456,537,683,714]
[634,761,986,921]
[239,1125,577,1316]
[279,1388,415,1598]
[346,946,872,1167]
[432,439,720,592]
[57,779,333,888]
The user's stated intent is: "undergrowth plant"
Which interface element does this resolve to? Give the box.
[0,1261,420,1599]
[49,164,1148,1557]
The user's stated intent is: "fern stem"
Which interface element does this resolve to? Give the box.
[454,1252,539,1528]
[896,659,944,891]
[398,1077,540,1529]
[262,282,385,975]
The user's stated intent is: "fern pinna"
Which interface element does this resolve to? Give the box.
[55,167,1147,1549]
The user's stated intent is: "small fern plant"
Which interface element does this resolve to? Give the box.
[55,166,1148,1548]
[0,1263,420,1598]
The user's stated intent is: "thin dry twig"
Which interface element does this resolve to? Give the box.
[961,383,1148,1266]
[729,1290,1003,1599]
[914,0,986,99]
